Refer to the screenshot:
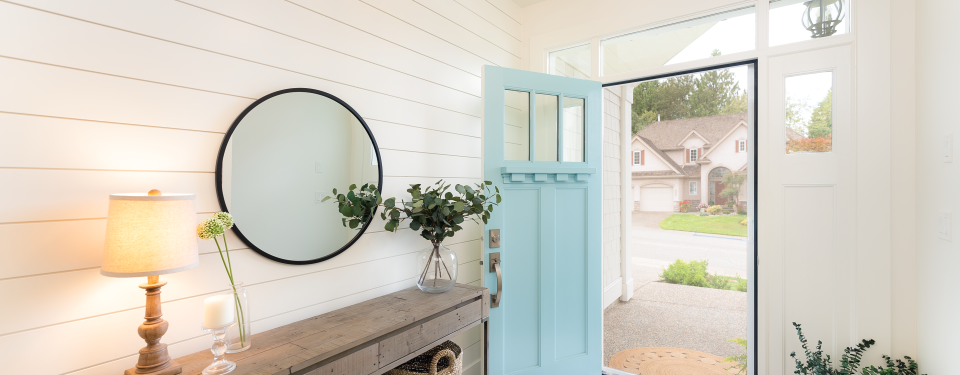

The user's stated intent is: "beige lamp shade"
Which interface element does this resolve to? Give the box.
[101,193,200,277]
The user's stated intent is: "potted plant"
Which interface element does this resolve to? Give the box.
[326,180,500,293]
[697,202,709,213]
[679,200,691,213]
[790,322,925,375]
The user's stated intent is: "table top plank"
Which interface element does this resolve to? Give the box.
[175,284,484,375]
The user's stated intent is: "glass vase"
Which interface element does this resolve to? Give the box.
[415,242,458,293]
[225,282,251,353]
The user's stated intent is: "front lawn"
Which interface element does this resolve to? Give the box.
[659,214,747,237]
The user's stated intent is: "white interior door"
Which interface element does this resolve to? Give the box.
[763,45,855,374]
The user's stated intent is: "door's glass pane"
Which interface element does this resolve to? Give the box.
[505,90,530,161]
[770,0,850,46]
[549,44,591,79]
[785,71,833,153]
[535,94,559,162]
[563,97,585,162]
[600,6,755,76]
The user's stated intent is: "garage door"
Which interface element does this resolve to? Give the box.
[637,186,674,212]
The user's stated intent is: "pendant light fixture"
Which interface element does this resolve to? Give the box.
[802,0,846,38]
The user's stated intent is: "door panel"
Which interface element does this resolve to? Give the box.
[482,65,602,375]
[764,46,854,374]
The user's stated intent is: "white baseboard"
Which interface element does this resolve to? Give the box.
[603,278,623,308]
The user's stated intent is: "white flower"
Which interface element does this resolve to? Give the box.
[197,218,225,240]
[213,212,234,229]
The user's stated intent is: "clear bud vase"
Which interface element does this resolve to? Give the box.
[415,242,458,293]
[225,282,251,353]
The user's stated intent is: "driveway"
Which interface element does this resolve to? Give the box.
[631,211,748,288]
[603,211,749,367]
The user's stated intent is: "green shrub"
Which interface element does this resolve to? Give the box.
[734,278,748,292]
[660,259,747,292]
[700,212,710,217]
[740,218,747,226]
[707,205,723,215]
[737,207,747,215]
[659,259,708,287]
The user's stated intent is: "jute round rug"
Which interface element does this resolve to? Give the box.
[608,347,739,375]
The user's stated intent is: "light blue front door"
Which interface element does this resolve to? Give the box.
[482,66,602,375]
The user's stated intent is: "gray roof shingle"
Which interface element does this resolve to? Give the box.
[636,113,748,150]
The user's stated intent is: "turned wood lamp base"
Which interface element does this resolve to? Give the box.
[125,275,182,375]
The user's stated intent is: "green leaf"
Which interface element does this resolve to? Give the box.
[340,205,353,217]
[452,216,464,224]
[454,202,465,212]
[349,183,357,191]
[349,219,360,229]
[456,184,466,195]
[496,195,502,204]
[342,218,347,227]
[352,205,363,216]
[347,190,357,201]
[485,181,492,185]
[385,198,396,208]
[445,192,453,199]
[321,196,332,202]
[384,221,395,232]
[410,221,421,231]
[332,188,338,195]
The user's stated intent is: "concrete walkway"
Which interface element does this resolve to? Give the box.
[603,211,749,367]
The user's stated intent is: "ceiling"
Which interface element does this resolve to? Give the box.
[512,0,548,7]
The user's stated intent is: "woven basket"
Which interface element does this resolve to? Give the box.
[385,340,463,375]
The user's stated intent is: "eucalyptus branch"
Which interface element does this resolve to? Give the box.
[325,180,502,244]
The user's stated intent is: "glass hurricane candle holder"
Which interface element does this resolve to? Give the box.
[200,321,237,375]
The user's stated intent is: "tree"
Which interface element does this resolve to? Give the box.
[785,96,812,136]
[631,49,747,134]
[719,171,746,207]
[807,89,832,139]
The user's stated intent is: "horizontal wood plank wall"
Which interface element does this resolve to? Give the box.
[602,88,623,307]
[0,0,519,373]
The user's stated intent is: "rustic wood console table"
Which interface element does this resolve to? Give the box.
[174,284,489,375]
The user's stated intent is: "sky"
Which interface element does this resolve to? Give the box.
[651,2,848,105]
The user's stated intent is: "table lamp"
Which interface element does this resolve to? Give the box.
[101,189,200,375]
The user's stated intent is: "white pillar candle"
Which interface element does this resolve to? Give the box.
[203,294,235,329]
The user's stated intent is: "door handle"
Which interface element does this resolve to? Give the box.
[490,252,502,308]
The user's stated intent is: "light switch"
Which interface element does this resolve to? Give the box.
[316,191,324,204]
[315,162,323,173]
[944,134,953,163]
[938,212,952,241]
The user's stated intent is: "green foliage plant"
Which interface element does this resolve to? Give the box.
[790,322,874,375]
[862,355,924,375]
[659,259,746,292]
[724,338,748,375]
[322,183,383,230]
[707,205,723,215]
[790,322,927,375]
[325,180,501,247]
[660,259,708,287]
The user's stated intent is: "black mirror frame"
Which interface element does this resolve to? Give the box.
[215,88,384,265]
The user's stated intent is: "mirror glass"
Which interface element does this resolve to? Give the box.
[218,89,381,264]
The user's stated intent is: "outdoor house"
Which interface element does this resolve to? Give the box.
[631,113,749,211]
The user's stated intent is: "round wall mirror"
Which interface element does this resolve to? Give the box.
[216,88,382,264]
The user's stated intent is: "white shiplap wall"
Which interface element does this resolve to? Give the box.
[601,88,622,307]
[0,0,521,374]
